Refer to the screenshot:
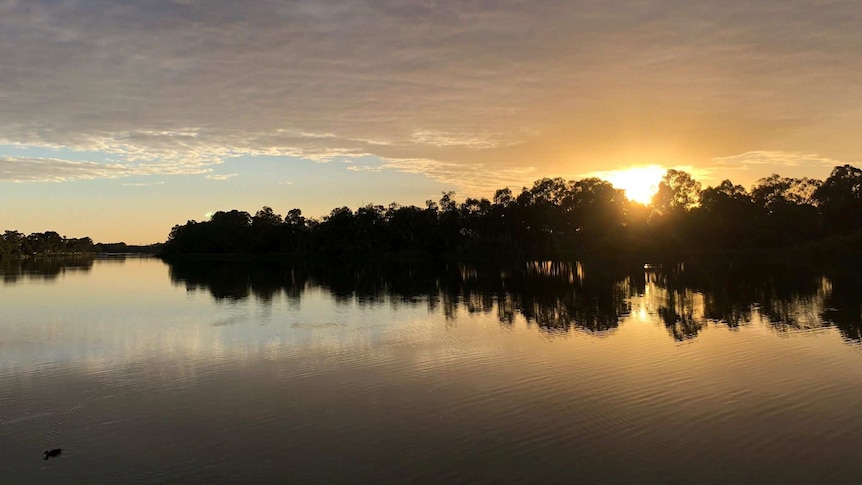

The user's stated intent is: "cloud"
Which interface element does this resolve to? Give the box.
[204,173,238,181]
[379,158,537,193]
[712,151,842,169]
[344,156,538,194]
[0,156,208,182]
[1,156,128,182]
[410,130,513,150]
[1,0,862,191]
[703,151,848,185]
[121,181,166,187]
[346,165,386,173]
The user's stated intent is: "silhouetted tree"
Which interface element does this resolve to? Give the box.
[0,230,24,257]
[694,180,757,250]
[750,175,821,246]
[251,206,284,252]
[814,165,862,234]
[652,169,702,216]
[253,206,283,226]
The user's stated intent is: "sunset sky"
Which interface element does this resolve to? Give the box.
[2,0,861,243]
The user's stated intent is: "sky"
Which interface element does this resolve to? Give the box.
[1,0,861,243]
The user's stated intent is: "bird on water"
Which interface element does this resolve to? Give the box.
[43,449,62,460]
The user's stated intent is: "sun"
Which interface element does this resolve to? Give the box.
[597,165,666,205]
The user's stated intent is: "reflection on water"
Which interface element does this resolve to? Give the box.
[167,258,862,344]
[1,255,94,283]
[3,257,862,484]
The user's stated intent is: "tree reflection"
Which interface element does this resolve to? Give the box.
[644,261,862,342]
[1,255,94,283]
[167,259,637,335]
[821,270,862,341]
[657,294,704,341]
[165,259,862,344]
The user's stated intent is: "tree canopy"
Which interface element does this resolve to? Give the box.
[159,165,862,262]
[0,230,94,259]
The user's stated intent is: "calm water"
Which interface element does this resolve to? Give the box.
[2,256,862,484]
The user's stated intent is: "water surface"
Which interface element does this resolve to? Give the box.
[2,256,862,483]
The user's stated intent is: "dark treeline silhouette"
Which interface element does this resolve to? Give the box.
[0,230,94,259]
[0,230,163,260]
[159,165,862,262]
[94,242,164,254]
[166,258,862,344]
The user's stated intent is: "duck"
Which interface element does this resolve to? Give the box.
[43,448,62,460]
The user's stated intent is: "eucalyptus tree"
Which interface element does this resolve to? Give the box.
[814,165,862,233]
[695,180,756,250]
[750,174,822,246]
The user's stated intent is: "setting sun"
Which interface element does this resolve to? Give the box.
[594,165,666,205]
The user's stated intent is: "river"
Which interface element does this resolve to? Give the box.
[2,256,862,483]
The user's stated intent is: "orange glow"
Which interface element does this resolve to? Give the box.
[595,165,665,205]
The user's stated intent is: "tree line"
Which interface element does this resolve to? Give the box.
[159,164,862,261]
[0,231,162,259]
[0,230,94,259]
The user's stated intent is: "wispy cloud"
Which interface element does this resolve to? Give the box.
[380,158,537,194]
[346,165,386,173]
[0,156,208,182]
[712,151,841,169]
[410,130,512,150]
[121,181,166,187]
[1,156,125,182]
[205,173,238,181]
[700,150,849,186]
